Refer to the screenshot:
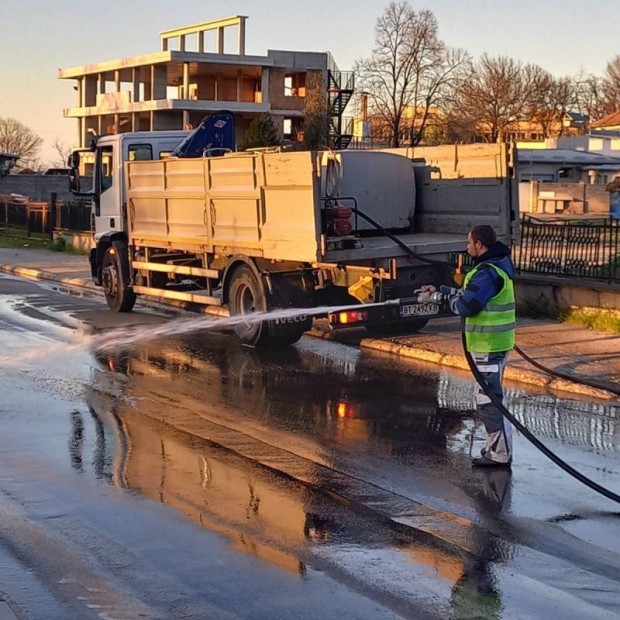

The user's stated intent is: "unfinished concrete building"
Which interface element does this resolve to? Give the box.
[58,16,354,149]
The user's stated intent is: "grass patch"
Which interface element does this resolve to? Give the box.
[561,308,620,333]
[0,230,89,255]
[0,231,52,250]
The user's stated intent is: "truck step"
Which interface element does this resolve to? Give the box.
[132,286,222,306]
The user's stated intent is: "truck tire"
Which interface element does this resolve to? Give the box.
[101,247,136,313]
[228,265,309,347]
[366,318,429,337]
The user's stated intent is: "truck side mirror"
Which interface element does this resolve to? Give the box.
[68,151,80,193]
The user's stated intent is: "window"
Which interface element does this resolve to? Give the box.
[284,76,293,97]
[283,72,307,97]
[97,146,114,192]
[128,144,153,161]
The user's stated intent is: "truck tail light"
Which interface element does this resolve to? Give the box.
[330,310,369,325]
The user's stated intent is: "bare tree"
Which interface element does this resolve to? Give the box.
[0,117,43,169]
[51,137,72,168]
[572,71,606,121]
[572,58,620,123]
[456,55,538,142]
[355,2,468,148]
[601,55,620,116]
[528,71,575,138]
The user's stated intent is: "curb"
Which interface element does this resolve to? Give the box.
[0,264,99,294]
[307,328,619,401]
[2,263,617,400]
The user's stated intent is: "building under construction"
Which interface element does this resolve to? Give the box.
[58,15,354,149]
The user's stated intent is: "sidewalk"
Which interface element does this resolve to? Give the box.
[1,247,619,400]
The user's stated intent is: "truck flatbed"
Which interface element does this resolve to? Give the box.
[324,232,466,262]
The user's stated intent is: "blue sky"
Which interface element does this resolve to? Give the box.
[1,0,618,164]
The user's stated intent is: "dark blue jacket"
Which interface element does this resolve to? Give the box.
[453,242,515,317]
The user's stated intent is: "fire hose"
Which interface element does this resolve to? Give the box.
[349,206,620,503]
[462,323,620,505]
[350,205,620,396]
[411,290,620,505]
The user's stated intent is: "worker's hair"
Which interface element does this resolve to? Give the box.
[469,225,496,248]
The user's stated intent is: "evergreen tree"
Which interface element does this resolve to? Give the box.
[241,114,279,150]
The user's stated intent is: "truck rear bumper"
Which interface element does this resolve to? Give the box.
[327,297,445,330]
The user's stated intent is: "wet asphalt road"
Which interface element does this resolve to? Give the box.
[0,274,620,619]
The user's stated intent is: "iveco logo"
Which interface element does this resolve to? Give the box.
[272,315,308,325]
[214,120,227,128]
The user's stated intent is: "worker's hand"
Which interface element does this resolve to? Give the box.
[418,285,437,293]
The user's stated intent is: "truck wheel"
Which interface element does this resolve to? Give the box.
[102,247,136,312]
[228,266,309,347]
[366,318,429,337]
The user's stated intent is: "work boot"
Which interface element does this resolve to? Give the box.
[472,454,511,468]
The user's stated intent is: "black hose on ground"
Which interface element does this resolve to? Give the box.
[514,344,620,397]
[462,329,620,505]
[350,205,619,396]
[348,205,620,501]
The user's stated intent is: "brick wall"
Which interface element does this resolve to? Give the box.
[269,69,305,111]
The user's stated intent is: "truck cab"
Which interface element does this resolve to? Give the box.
[87,131,189,238]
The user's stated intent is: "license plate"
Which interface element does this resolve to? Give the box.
[400,302,439,317]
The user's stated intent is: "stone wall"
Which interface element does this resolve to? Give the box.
[516,274,620,318]
[0,175,74,202]
[520,181,611,215]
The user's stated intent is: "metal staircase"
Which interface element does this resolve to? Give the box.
[327,70,355,149]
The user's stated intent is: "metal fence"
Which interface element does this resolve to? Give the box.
[450,215,620,284]
[0,196,91,237]
[514,215,620,283]
[55,199,92,231]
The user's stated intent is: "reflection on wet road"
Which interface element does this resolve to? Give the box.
[1,274,620,619]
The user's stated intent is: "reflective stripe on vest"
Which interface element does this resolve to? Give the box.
[463,262,516,353]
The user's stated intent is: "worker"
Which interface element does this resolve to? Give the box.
[422,224,516,467]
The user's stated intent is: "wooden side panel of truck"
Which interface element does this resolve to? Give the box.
[127,151,322,262]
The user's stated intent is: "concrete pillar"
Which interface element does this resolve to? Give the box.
[114,70,120,93]
[151,64,167,100]
[237,70,243,102]
[217,27,224,54]
[144,69,152,102]
[180,34,186,52]
[238,18,246,55]
[261,68,269,105]
[198,31,205,53]
[183,110,190,129]
[114,113,120,134]
[162,37,168,52]
[132,68,140,103]
[98,73,105,95]
[214,75,219,101]
[78,117,84,149]
[182,62,189,100]
[77,78,83,108]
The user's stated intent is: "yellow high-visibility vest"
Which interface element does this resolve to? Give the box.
[463,263,516,353]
